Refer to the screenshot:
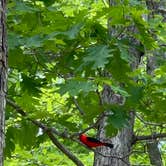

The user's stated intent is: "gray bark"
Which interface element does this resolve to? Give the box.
[93,86,135,166]
[145,0,165,165]
[0,0,7,165]
[93,0,140,165]
[146,0,166,75]
[147,141,163,166]
[94,114,134,166]
[93,0,165,165]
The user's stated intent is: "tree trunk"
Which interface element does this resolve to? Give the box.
[93,0,140,164]
[93,0,166,164]
[93,86,135,166]
[145,0,165,165]
[147,141,163,166]
[0,0,7,165]
[93,116,134,166]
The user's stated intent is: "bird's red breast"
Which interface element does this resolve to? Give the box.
[79,134,113,148]
[79,134,110,148]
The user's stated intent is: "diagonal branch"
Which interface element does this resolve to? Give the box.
[6,98,84,166]
[72,97,84,115]
[46,130,84,166]
[6,99,63,136]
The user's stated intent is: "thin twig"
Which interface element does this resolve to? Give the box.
[72,97,84,115]
[70,112,107,138]
[135,113,166,127]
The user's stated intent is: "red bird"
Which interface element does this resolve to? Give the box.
[79,134,113,149]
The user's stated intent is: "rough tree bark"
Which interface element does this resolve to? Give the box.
[145,0,165,165]
[147,141,163,166]
[93,0,144,165]
[93,0,166,165]
[0,0,7,165]
[94,86,135,166]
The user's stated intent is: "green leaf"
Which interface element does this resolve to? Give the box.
[8,33,22,49]
[107,6,129,25]
[117,40,134,62]
[125,84,144,107]
[24,35,45,48]
[105,124,118,137]
[39,0,55,7]
[131,9,157,50]
[78,92,102,123]
[5,127,16,157]
[111,85,130,97]
[46,23,84,40]
[83,45,113,69]
[108,54,131,81]
[107,106,129,129]
[21,74,42,95]
[9,49,37,71]
[64,23,84,39]
[57,115,78,131]
[15,93,39,113]
[17,120,38,149]
[58,79,97,96]
[13,1,39,13]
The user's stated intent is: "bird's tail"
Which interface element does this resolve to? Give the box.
[104,143,114,148]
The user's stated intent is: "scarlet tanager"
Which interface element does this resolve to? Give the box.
[79,134,113,148]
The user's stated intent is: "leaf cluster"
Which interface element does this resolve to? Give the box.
[6,0,166,164]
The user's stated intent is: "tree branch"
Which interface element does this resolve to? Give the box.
[134,133,166,143]
[46,130,84,166]
[70,111,107,138]
[6,98,84,166]
[135,113,166,127]
[72,97,84,115]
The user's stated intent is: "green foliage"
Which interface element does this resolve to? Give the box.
[5,120,38,157]
[83,45,113,69]
[5,141,94,166]
[58,79,97,96]
[105,105,129,137]
[125,83,144,108]
[5,127,15,157]
[108,106,129,129]
[108,53,131,81]
[78,92,102,123]
[6,0,166,165]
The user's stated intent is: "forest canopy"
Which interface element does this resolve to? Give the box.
[5,0,166,165]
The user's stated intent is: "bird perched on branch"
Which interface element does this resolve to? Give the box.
[79,134,113,149]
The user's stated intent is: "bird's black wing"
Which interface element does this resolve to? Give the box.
[86,137,101,143]
[87,136,114,148]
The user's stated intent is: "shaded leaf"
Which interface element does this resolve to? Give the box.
[105,124,118,137]
[125,84,144,107]
[107,106,129,129]
[83,45,113,69]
